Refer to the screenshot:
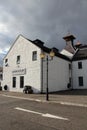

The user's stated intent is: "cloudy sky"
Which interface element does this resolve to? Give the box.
[0,0,87,54]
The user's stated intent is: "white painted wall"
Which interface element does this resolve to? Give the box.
[42,55,71,93]
[2,35,72,93]
[60,49,73,59]
[2,35,41,93]
[72,60,87,89]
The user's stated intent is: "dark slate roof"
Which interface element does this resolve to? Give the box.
[72,45,87,61]
[4,35,71,62]
[27,39,71,62]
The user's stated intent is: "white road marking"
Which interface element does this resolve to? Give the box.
[60,102,87,107]
[15,107,69,121]
[42,113,69,120]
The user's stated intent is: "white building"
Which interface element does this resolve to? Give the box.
[2,35,71,93]
[72,45,87,89]
[61,33,87,90]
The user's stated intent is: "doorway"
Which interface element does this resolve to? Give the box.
[20,76,24,88]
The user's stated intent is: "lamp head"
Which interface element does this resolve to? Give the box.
[40,52,45,59]
[49,50,55,59]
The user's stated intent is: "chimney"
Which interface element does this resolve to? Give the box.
[63,33,76,46]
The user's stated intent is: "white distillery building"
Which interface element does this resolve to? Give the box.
[2,35,71,93]
[61,33,87,90]
[72,45,87,89]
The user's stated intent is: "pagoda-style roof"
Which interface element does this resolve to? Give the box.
[63,34,76,41]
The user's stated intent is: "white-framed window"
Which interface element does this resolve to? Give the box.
[78,62,82,69]
[12,77,16,88]
[5,58,8,66]
[0,74,3,80]
[32,51,37,61]
[69,64,71,70]
[78,76,83,86]
[17,55,20,64]
[20,76,24,88]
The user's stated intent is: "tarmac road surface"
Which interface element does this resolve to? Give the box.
[0,94,87,130]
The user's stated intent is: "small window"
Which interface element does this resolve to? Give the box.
[69,64,71,70]
[17,55,20,64]
[78,77,83,86]
[0,74,3,80]
[13,77,16,88]
[5,59,8,63]
[78,62,82,69]
[5,58,8,66]
[20,76,24,88]
[32,51,37,61]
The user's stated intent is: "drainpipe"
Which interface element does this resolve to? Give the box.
[71,61,73,90]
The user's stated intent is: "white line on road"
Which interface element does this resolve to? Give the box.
[15,107,69,121]
[60,102,87,107]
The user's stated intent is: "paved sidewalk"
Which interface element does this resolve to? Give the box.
[0,90,87,107]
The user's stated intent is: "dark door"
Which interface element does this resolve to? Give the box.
[20,76,24,88]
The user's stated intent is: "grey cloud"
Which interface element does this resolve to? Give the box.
[0,0,87,52]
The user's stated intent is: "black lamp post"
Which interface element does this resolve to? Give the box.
[40,50,55,101]
[46,55,49,101]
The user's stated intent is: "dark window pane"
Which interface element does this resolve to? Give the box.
[5,59,8,63]
[17,55,20,64]
[32,51,37,61]
[78,77,83,86]
[78,62,82,69]
[69,64,71,70]
[5,58,8,66]
[13,77,16,88]
[0,74,3,80]
[20,76,24,88]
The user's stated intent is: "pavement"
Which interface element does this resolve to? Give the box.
[0,89,87,107]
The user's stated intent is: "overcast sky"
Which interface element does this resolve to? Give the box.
[0,0,87,54]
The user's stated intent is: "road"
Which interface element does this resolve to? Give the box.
[0,95,87,130]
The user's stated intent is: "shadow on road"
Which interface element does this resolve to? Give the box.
[51,89,87,96]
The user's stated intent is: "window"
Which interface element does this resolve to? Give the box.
[0,74,3,80]
[5,58,8,66]
[5,59,8,63]
[78,62,82,69]
[78,77,83,86]
[13,77,16,88]
[20,76,24,88]
[32,51,37,61]
[17,55,20,64]
[69,64,71,70]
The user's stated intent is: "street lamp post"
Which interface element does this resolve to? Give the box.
[40,50,55,101]
[46,55,49,101]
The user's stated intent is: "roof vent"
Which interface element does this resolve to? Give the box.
[33,39,44,47]
[52,47,59,53]
[75,41,82,48]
